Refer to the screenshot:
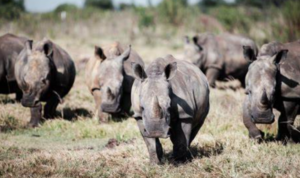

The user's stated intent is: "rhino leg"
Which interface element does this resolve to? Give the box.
[278,101,300,143]
[171,120,192,162]
[120,92,132,116]
[206,68,220,88]
[28,104,42,127]
[15,92,22,102]
[136,119,163,164]
[93,90,109,123]
[243,103,263,141]
[44,97,59,119]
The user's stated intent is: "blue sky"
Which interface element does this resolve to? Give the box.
[24,0,203,13]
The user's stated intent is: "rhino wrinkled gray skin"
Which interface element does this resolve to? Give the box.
[243,41,300,143]
[85,42,144,122]
[131,55,210,164]
[184,33,258,88]
[0,33,29,100]
[14,38,76,127]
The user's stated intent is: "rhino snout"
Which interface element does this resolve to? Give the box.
[21,95,40,108]
[101,102,121,114]
[250,110,275,124]
[143,121,170,138]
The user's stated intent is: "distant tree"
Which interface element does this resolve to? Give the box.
[119,3,135,10]
[199,0,225,7]
[84,0,113,10]
[0,0,24,20]
[55,3,78,13]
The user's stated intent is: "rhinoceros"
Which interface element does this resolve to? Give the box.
[14,38,76,127]
[0,33,29,100]
[243,40,300,143]
[85,42,144,122]
[131,55,210,164]
[184,33,258,88]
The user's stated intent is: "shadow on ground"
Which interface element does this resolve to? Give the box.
[56,107,93,121]
[164,141,224,165]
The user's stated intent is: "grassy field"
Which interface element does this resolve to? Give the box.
[0,32,300,177]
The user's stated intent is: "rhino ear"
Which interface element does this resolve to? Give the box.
[243,46,256,61]
[192,36,203,51]
[131,62,147,81]
[43,41,53,58]
[273,49,288,65]
[164,62,177,80]
[117,45,131,63]
[95,46,106,61]
[24,40,33,54]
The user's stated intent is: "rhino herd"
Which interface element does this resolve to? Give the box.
[1,33,300,164]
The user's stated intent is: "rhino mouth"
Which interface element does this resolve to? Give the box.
[101,102,121,114]
[251,114,275,124]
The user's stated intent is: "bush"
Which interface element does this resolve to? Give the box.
[157,0,188,26]
[0,0,24,20]
[85,0,113,10]
[282,0,300,41]
[54,3,78,13]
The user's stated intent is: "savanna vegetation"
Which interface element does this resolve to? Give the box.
[1,0,300,177]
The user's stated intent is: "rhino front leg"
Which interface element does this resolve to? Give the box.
[280,101,300,143]
[15,92,22,102]
[44,97,59,119]
[206,67,220,88]
[93,90,109,123]
[28,104,42,127]
[243,102,263,141]
[136,119,163,164]
[171,120,192,162]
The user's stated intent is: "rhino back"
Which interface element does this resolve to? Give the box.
[218,34,257,77]
[0,34,28,93]
[51,43,76,97]
[123,49,144,93]
[268,41,300,99]
[169,60,209,124]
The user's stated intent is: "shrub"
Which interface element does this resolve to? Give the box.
[84,0,113,10]
[157,0,188,26]
[282,0,300,41]
[0,0,24,20]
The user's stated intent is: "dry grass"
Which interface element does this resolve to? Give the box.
[1,24,300,178]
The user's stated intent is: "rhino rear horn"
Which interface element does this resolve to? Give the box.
[118,45,131,63]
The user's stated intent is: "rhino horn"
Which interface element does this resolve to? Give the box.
[153,96,161,119]
[261,89,268,105]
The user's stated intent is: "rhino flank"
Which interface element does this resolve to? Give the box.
[184,33,258,88]
[0,33,29,101]
[15,38,76,127]
[131,55,210,164]
[85,42,144,122]
[243,40,300,143]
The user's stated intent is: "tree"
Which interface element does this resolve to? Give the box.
[0,0,25,20]
[157,0,188,26]
[84,0,113,10]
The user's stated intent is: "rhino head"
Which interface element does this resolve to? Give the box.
[15,39,54,108]
[183,35,205,68]
[131,60,177,138]
[94,45,131,114]
[243,45,288,124]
